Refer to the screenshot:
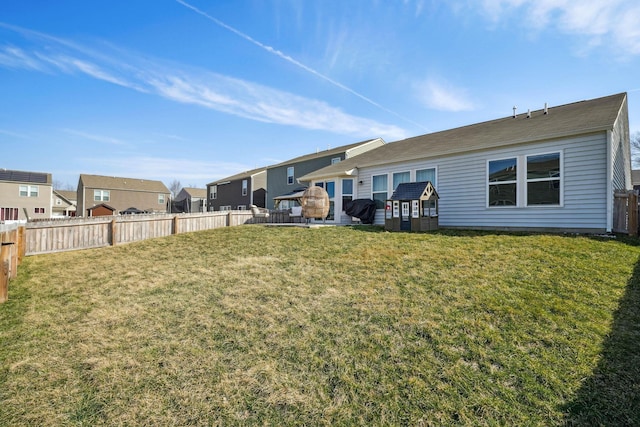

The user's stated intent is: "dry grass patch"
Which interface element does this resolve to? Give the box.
[1,226,639,425]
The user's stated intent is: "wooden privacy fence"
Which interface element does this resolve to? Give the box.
[0,224,26,304]
[24,211,254,256]
[613,190,639,236]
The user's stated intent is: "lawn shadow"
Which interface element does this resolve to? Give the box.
[562,256,640,425]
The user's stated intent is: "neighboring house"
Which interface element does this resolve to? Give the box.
[265,138,386,212]
[632,170,640,193]
[299,93,632,233]
[77,174,170,216]
[0,169,53,221]
[207,167,267,211]
[173,187,207,213]
[52,190,77,217]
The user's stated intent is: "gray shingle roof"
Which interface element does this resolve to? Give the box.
[207,167,266,186]
[300,93,627,181]
[79,174,169,193]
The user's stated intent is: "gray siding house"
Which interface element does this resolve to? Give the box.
[299,93,631,233]
[266,138,385,211]
[207,167,267,211]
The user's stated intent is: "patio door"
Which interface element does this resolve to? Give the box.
[315,181,335,221]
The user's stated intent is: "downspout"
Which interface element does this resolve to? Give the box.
[606,129,613,233]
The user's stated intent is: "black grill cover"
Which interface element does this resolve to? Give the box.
[344,199,377,224]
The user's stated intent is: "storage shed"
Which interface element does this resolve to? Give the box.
[385,181,439,232]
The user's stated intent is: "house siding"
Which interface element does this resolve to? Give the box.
[0,182,52,221]
[356,132,609,232]
[80,188,168,215]
[267,154,344,210]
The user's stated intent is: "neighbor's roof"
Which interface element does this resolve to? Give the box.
[267,138,382,169]
[0,169,52,184]
[207,166,267,186]
[79,174,169,193]
[632,170,640,186]
[300,93,627,181]
[53,190,77,203]
[181,187,207,198]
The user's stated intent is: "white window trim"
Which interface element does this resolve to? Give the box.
[19,185,39,197]
[525,151,563,208]
[287,166,295,185]
[372,173,389,209]
[94,189,110,202]
[486,151,563,208]
[158,194,165,204]
[210,185,217,200]
[242,179,248,196]
[392,171,411,191]
[415,166,438,187]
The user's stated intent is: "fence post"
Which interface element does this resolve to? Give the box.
[110,219,117,246]
[1,243,12,303]
[629,191,639,237]
[172,215,179,235]
[18,226,25,265]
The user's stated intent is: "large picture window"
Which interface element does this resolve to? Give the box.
[488,158,517,206]
[527,153,560,205]
[372,174,388,209]
[210,185,217,200]
[488,152,561,207]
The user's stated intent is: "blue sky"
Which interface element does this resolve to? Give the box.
[1,1,639,190]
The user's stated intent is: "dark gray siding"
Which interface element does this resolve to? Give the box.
[266,154,345,209]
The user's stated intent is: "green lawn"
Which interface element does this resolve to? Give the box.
[1,226,639,425]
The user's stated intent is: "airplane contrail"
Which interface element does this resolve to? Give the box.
[176,0,428,131]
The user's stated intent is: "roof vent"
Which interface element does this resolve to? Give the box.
[544,102,548,115]
[527,109,531,119]
[512,106,517,118]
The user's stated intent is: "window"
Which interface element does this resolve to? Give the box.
[19,185,39,197]
[331,157,341,164]
[488,158,517,206]
[210,185,217,200]
[416,168,436,185]
[242,179,248,196]
[94,190,110,202]
[372,174,388,209]
[34,207,45,214]
[342,179,353,210]
[287,167,294,185]
[392,172,410,191]
[527,153,560,206]
[220,205,232,211]
[237,205,246,210]
[158,194,165,204]
[487,152,561,207]
[0,207,18,221]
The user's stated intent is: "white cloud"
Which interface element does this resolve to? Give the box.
[62,129,125,145]
[414,79,474,112]
[478,0,640,56]
[0,23,408,140]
